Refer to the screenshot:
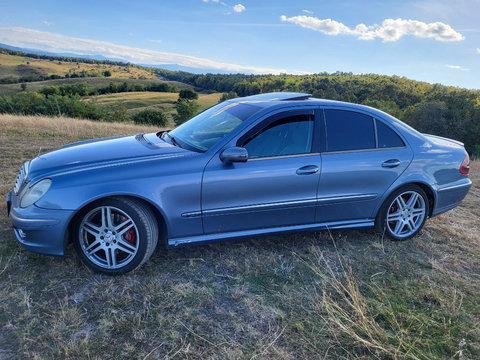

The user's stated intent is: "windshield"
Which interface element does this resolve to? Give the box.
[168,102,263,152]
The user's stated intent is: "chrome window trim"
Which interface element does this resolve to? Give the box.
[248,153,321,161]
[321,146,406,155]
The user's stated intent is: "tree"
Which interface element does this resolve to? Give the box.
[39,86,60,98]
[219,91,238,103]
[103,70,112,77]
[20,83,27,91]
[403,101,448,135]
[133,109,168,126]
[174,98,200,126]
[178,88,198,100]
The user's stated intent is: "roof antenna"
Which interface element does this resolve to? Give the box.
[37,147,42,158]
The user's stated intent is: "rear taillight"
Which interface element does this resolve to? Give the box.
[460,153,470,175]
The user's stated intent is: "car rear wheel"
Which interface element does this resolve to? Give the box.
[73,197,158,275]
[375,185,429,241]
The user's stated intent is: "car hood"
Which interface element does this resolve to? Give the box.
[27,132,190,180]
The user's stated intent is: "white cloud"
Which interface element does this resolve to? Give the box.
[0,27,295,74]
[233,4,246,13]
[302,10,313,15]
[42,21,53,26]
[280,15,464,42]
[477,48,480,54]
[446,64,469,71]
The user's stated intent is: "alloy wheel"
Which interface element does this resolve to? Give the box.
[386,191,426,238]
[78,206,139,269]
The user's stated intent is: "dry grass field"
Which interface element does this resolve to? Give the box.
[0,114,479,359]
[0,53,156,80]
[87,91,222,118]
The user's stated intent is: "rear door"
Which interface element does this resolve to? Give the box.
[316,109,413,223]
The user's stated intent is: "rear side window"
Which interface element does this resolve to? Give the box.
[376,120,405,148]
[325,110,375,152]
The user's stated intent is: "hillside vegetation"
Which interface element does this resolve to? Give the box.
[0,114,479,359]
[0,48,479,155]
[158,71,480,157]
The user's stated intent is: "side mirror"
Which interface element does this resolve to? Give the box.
[220,147,248,163]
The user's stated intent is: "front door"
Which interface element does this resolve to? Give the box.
[202,110,321,234]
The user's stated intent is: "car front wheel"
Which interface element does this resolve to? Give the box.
[375,185,429,241]
[73,197,158,275]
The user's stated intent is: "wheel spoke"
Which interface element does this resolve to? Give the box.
[85,241,103,256]
[118,223,134,236]
[105,247,117,267]
[412,208,424,216]
[406,193,419,208]
[406,218,416,232]
[82,221,101,236]
[115,218,133,232]
[116,239,137,254]
[393,220,404,234]
[396,196,406,210]
[387,211,402,222]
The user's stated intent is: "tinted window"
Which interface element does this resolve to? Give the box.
[325,110,375,152]
[243,115,314,159]
[376,120,405,148]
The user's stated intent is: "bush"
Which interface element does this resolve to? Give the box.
[133,109,168,126]
[179,88,198,100]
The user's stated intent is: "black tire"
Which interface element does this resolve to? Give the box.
[375,184,429,241]
[73,197,158,275]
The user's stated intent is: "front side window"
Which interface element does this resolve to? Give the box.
[325,110,375,152]
[169,102,263,152]
[242,115,314,159]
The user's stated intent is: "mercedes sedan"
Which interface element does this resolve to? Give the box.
[7,92,471,274]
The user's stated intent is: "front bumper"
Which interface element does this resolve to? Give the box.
[7,190,74,256]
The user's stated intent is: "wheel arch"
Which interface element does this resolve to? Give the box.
[376,181,436,219]
[66,195,168,250]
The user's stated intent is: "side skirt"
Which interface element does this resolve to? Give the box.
[167,219,374,247]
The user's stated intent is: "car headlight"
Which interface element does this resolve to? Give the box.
[20,179,52,208]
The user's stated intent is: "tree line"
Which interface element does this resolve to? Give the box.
[0,84,199,127]
[156,70,480,156]
[37,81,177,97]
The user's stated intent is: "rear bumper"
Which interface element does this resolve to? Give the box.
[7,191,74,256]
[432,178,472,216]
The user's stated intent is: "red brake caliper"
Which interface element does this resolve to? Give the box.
[122,216,136,245]
[389,203,398,213]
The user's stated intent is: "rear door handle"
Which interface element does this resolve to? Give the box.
[296,165,319,175]
[382,159,401,168]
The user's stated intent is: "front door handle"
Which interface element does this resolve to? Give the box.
[382,159,401,168]
[296,165,319,175]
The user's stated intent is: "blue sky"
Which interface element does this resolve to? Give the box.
[0,0,479,88]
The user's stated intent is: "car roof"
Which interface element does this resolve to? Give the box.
[233,92,368,109]
[234,92,413,121]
